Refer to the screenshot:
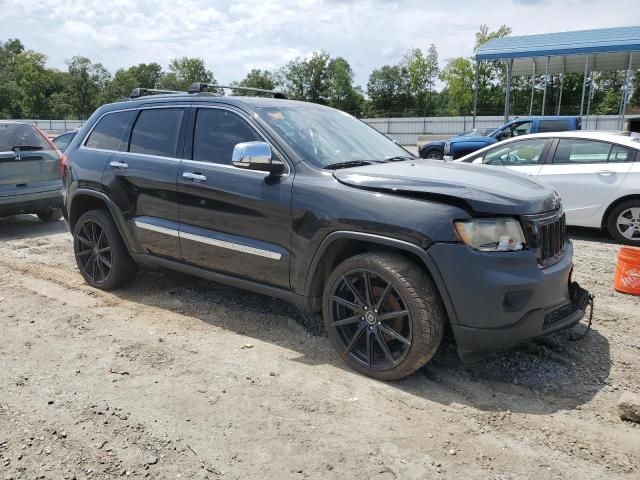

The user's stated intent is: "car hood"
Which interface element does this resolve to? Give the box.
[333,159,559,215]
[449,134,495,143]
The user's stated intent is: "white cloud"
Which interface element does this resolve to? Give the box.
[1,0,639,86]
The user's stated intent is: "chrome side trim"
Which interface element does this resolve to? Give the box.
[133,220,282,260]
[134,221,180,237]
[180,231,282,260]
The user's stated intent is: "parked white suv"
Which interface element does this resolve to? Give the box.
[456,131,640,245]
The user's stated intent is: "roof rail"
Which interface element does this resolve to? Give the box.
[129,87,182,99]
[187,82,287,99]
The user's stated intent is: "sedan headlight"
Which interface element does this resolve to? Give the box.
[454,218,525,252]
[444,142,451,154]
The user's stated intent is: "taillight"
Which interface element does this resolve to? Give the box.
[60,153,68,176]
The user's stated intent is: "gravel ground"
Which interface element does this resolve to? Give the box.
[0,215,639,480]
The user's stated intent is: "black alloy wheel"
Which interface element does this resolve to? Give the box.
[73,209,138,290]
[75,219,112,285]
[329,268,412,370]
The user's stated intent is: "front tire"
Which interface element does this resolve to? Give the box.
[322,252,445,380]
[37,208,63,222]
[73,209,138,290]
[606,200,640,245]
[420,149,444,160]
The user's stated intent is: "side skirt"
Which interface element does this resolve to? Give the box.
[131,252,321,312]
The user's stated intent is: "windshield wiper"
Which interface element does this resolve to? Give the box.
[324,160,373,170]
[11,145,44,151]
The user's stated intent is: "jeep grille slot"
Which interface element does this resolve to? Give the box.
[521,210,566,268]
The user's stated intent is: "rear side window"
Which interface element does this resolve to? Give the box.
[85,111,134,151]
[129,108,184,158]
[553,139,611,164]
[193,108,262,165]
[0,123,49,151]
[608,145,634,163]
[538,120,570,133]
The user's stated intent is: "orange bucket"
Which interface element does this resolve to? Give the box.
[613,246,640,295]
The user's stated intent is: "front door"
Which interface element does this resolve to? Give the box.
[536,138,634,222]
[177,106,293,288]
[100,106,188,259]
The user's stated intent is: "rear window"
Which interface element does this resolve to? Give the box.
[538,120,570,133]
[0,123,49,151]
[85,111,134,151]
[129,108,184,158]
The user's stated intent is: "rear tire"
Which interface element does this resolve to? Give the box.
[322,252,445,380]
[37,208,62,222]
[73,209,138,290]
[606,200,640,246]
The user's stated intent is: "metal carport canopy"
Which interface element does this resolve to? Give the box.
[475,26,640,75]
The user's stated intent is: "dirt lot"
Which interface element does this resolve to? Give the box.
[1,215,639,480]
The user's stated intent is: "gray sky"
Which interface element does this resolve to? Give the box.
[1,0,639,86]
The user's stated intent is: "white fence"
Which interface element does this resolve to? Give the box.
[362,115,634,145]
[16,114,636,145]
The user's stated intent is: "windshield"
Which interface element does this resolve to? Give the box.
[255,105,410,168]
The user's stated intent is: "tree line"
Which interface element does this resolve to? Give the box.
[1,25,639,120]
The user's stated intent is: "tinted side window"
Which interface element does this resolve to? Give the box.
[85,111,134,151]
[483,138,548,166]
[609,145,633,163]
[129,108,184,158]
[553,139,611,164]
[193,108,262,165]
[538,120,570,133]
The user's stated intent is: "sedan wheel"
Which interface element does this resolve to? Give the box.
[616,207,640,242]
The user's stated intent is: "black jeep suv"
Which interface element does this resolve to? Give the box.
[62,84,590,380]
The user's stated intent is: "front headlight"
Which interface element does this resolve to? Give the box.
[454,218,525,252]
[444,142,451,154]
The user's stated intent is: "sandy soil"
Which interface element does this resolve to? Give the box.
[1,215,639,480]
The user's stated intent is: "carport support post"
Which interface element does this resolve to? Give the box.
[472,61,479,128]
[504,59,513,122]
[529,60,536,116]
[618,52,634,130]
[579,54,589,117]
[541,56,550,116]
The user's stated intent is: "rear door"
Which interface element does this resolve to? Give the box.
[0,123,60,198]
[536,138,634,222]
[101,106,188,260]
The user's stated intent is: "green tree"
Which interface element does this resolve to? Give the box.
[366,65,410,115]
[231,68,275,95]
[326,57,363,113]
[440,57,474,115]
[474,24,512,114]
[66,56,111,118]
[161,57,214,91]
[104,62,164,101]
[402,45,439,113]
[0,38,25,118]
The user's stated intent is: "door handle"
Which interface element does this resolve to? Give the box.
[183,172,207,182]
[110,161,128,169]
[597,170,615,176]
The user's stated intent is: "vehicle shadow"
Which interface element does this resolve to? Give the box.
[568,225,614,245]
[0,214,68,239]
[112,267,611,416]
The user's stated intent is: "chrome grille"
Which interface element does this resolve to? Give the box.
[521,209,567,268]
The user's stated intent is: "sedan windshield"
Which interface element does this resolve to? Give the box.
[255,105,410,168]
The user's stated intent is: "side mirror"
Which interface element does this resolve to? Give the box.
[232,141,285,175]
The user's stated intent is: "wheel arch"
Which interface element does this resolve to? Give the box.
[303,231,458,323]
[601,194,640,229]
[68,189,136,251]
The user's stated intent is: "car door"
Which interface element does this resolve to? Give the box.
[536,138,635,223]
[177,106,293,288]
[100,106,188,260]
[0,123,60,199]
[474,137,551,176]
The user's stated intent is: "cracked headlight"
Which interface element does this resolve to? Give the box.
[454,218,525,252]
